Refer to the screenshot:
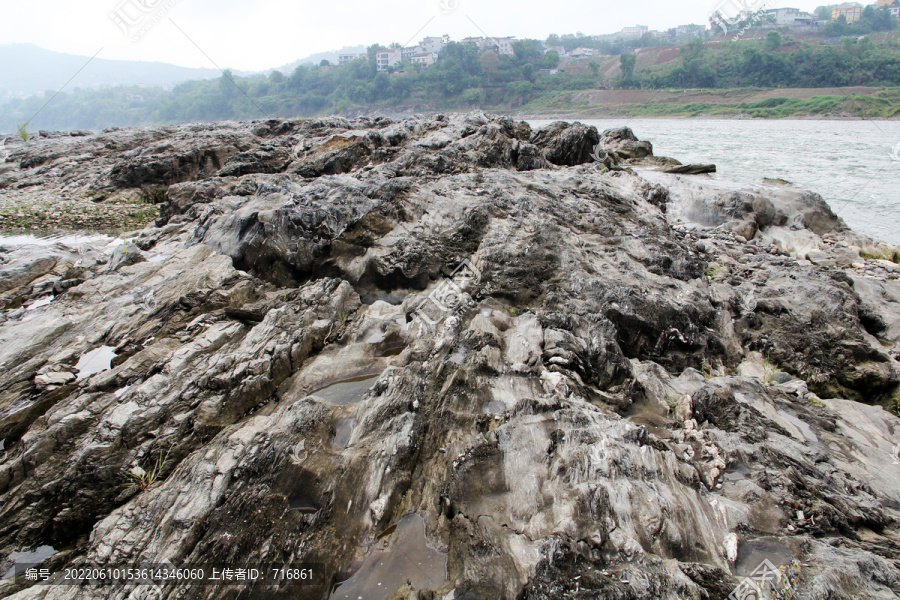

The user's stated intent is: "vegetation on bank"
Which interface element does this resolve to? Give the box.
[618,34,900,90]
[526,89,900,118]
[4,12,900,132]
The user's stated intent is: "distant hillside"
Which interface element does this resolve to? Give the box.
[272,45,368,74]
[0,44,229,99]
[3,31,900,133]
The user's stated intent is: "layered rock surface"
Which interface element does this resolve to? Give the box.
[0,113,899,599]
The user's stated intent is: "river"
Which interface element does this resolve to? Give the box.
[531,118,900,245]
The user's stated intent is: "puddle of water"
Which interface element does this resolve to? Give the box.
[375,523,399,541]
[480,308,493,317]
[362,328,386,344]
[309,375,380,406]
[288,495,320,514]
[332,418,357,449]
[776,409,818,443]
[146,254,170,263]
[360,291,407,306]
[375,344,406,358]
[2,546,57,579]
[723,463,751,482]
[25,296,53,311]
[75,346,117,380]
[330,514,447,600]
[735,539,793,577]
[482,401,506,414]
[0,233,110,249]
[627,404,671,439]
[393,314,407,326]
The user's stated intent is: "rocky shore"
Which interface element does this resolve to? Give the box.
[1,112,899,599]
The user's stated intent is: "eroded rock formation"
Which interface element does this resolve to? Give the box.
[0,112,899,599]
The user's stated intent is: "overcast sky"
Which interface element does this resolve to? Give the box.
[1,0,828,71]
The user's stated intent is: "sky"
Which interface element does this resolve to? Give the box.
[0,0,830,72]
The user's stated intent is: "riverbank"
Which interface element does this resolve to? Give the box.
[508,86,900,120]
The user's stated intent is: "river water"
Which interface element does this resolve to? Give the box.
[532,118,900,245]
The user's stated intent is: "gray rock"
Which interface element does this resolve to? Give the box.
[0,113,898,600]
[663,163,717,174]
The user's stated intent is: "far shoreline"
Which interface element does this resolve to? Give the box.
[511,112,900,122]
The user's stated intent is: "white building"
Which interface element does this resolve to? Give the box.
[793,12,822,27]
[766,7,801,25]
[419,36,447,55]
[764,7,821,28]
[620,25,649,38]
[675,24,706,37]
[462,36,486,49]
[569,47,594,57]
[410,53,438,67]
[493,37,517,55]
[402,45,424,61]
[461,36,515,55]
[338,53,365,65]
[375,49,402,71]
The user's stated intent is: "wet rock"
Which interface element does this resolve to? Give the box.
[33,369,76,391]
[105,241,145,272]
[663,163,717,174]
[529,120,600,166]
[807,247,862,267]
[598,126,654,159]
[108,147,231,188]
[0,112,898,600]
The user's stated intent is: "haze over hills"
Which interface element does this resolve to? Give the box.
[274,45,369,73]
[0,43,378,100]
[1,3,898,134]
[0,44,230,99]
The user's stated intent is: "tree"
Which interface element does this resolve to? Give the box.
[546,34,561,46]
[815,6,834,20]
[269,70,284,84]
[218,69,235,101]
[681,39,706,63]
[506,80,534,105]
[544,50,560,68]
[320,59,331,67]
[765,31,782,51]
[459,87,486,105]
[367,44,386,76]
[620,52,637,86]
[872,6,897,31]
[588,60,600,78]
[512,39,544,63]
[480,50,500,82]
[522,63,534,81]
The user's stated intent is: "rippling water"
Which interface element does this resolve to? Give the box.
[532,118,900,245]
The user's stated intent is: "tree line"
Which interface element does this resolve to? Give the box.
[2,24,900,133]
